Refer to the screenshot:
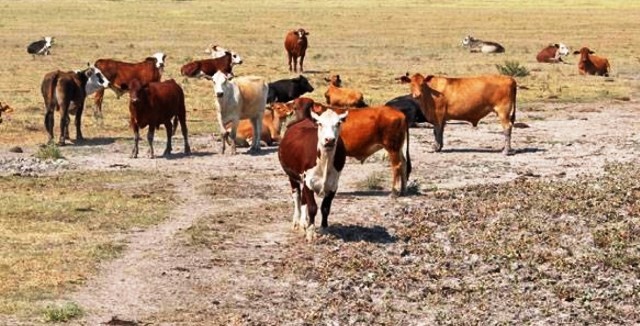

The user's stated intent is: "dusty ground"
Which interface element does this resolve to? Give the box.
[1,100,639,325]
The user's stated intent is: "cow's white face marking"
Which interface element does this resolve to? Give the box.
[211,70,230,98]
[557,43,570,56]
[44,36,53,47]
[85,66,110,95]
[151,52,166,69]
[311,110,348,151]
[230,51,243,65]
[462,35,473,46]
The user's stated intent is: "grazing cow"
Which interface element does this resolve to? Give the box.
[536,43,570,63]
[399,73,517,155]
[279,109,349,240]
[0,102,14,124]
[42,66,110,145]
[573,47,610,76]
[284,28,309,72]
[180,50,243,78]
[385,94,429,127]
[92,53,166,116]
[120,79,190,158]
[293,98,411,195]
[27,37,54,58]
[206,71,268,155]
[226,102,294,147]
[267,75,314,104]
[461,35,505,53]
[324,75,366,107]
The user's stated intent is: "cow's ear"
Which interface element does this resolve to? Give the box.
[554,43,559,48]
[324,77,331,82]
[396,75,411,84]
[338,111,348,123]
[304,31,310,35]
[589,50,595,54]
[119,83,128,91]
[310,111,320,123]
[572,50,580,55]
[425,75,435,82]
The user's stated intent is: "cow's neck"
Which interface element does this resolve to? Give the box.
[305,145,339,197]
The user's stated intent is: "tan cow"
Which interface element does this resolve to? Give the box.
[399,73,517,155]
[226,102,294,147]
[324,75,366,107]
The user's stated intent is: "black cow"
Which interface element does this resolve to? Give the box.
[27,37,54,58]
[385,94,428,128]
[267,75,314,104]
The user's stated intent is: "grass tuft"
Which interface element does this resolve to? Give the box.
[357,171,387,191]
[35,144,64,160]
[496,61,530,77]
[42,302,83,323]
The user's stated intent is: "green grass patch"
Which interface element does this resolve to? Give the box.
[42,302,83,323]
[35,144,63,160]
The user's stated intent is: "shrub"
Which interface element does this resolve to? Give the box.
[42,302,83,322]
[496,61,530,77]
[35,144,64,160]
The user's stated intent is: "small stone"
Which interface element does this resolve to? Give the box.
[8,146,23,153]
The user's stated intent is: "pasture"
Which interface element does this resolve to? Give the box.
[0,0,639,324]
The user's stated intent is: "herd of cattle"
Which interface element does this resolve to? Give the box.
[0,32,614,239]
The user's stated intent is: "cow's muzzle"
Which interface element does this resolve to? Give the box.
[216,92,224,98]
[323,138,336,148]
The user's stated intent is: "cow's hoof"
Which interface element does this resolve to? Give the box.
[503,149,514,156]
[57,142,66,147]
[184,147,192,155]
[432,144,442,152]
[305,226,317,242]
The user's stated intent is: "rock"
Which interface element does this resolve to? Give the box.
[8,146,23,153]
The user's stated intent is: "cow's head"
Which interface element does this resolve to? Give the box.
[0,102,14,124]
[271,102,295,119]
[397,72,434,99]
[44,36,54,47]
[296,75,314,93]
[147,52,167,70]
[209,70,233,98]
[555,43,570,56]
[310,109,348,150]
[461,35,475,46]
[573,47,595,62]
[324,75,341,87]
[83,64,110,95]
[296,28,309,40]
[120,79,145,105]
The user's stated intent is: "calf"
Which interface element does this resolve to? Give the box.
[206,71,268,155]
[92,53,166,116]
[279,109,349,241]
[42,66,110,145]
[284,28,309,72]
[204,44,243,62]
[293,98,411,195]
[573,47,610,76]
[121,79,190,158]
[267,75,314,103]
[385,94,428,127]
[461,35,505,53]
[536,43,570,63]
[399,73,517,155]
[0,102,14,124]
[324,75,366,107]
[27,37,54,58]
[226,102,294,147]
[180,50,243,78]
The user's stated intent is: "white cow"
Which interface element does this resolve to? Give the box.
[208,71,268,155]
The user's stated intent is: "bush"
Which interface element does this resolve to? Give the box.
[42,302,83,322]
[35,144,64,160]
[496,61,530,77]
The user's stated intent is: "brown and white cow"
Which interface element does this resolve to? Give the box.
[324,75,366,107]
[284,28,309,73]
[573,47,610,76]
[42,66,110,145]
[120,78,190,158]
[399,73,517,155]
[180,50,243,78]
[0,101,14,124]
[536,43,570,63]
[206,71,269,155]
[92,52,166,116]
[293,98,411,195]
[279,109,348,241]
[226,102,294,147]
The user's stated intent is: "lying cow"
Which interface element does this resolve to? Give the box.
[293,98,411,195]
[226,102,293,147]
[284,28,309,72]
[204,44,243,62]
[399,73,517,155]
[536,43,570,63]
[324,75,366,107]
[27,36,54,58]
[0,101,14,124]
[120,79,190,158]
[461,35,505,54]
[267,75,314,104]
[92,53,166,116]
[279,109,348,241]
[180,49,243,78]
[42,66,110,145]
[385,94,428,128]
[205,71,268,155]
[573,47,610,76]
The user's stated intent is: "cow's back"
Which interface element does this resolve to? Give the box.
[95,59,160,85]
[435,75,516,112]
[339,106,406,158]
[146,79,185,116]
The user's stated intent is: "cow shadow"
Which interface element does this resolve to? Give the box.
[70,137,126,146]
[340,190,391,197]
[439,147,544,155]
[323,223,397,243]
[165,151,214,159]
[243,147,279,156]
[300,70,331,75]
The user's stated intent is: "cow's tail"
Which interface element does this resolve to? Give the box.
[45,72,60,112]
[510,80,517,124]
[402,126,412,183]
[172,116,179,136]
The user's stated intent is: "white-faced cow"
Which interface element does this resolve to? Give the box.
[206,71,268,155]
[267,75,314,104]
[27,36,54,58]
[120,79,190,159]
[278,109,349,241]
[284,28,309,73]
[573,47,610,76]
[399,73,517,155]
[462,35,505,54]
[536,43,570,63]
[42,66,110,145]
[92,52,166,117]
[181,49,243,78]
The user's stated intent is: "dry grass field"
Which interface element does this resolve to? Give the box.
[0,0,639,324]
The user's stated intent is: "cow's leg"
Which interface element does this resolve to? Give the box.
[229,121,238,155]
[131,123,140,158]
[45,108,55,144]
[163,121,172,157]
[292,56,298,73]
[288,53,293,72]
[248,116,262,154]
[58,101,70,146]
[93,89,105,119]
[320,191,336,229]
[290,179,301,230]
[498,109,514,155]
[147,125,156,159]
[299,54,305,73]
[388,149,406,196]
[74,102,85,142]
[178,112,191,155]
[302,186,318,241]
[433,122,445,152]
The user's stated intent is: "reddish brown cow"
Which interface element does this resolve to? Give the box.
[120,78,190,158]
[292,97,411,195]
[284,28,309,73]
[93,53,166,116]
[279,109,348,241]
[324,75,366,107]
[226,102,294,147]
[180,50,243,78]
[399,73,517,155]
[573,47,610,76]
[536,43,570,63]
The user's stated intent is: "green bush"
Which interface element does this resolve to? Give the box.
[496,61,530,77]
[35,144,64,160]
